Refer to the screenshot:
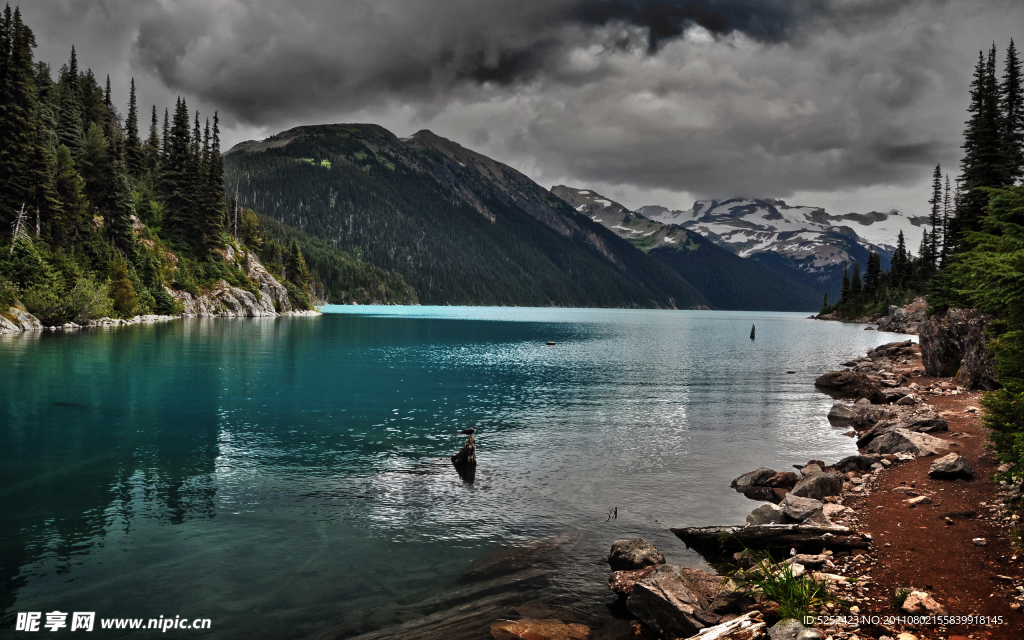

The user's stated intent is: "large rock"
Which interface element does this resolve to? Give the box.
[790,473,843,500]
[814,371,885,404]
[875,297,927,335]
[0,304,44,332]
[901,591,948,617]
[763,471,799,490]
[607,538,666,571]
[780,494,830,525]
[731,468,777,490]
[768,618,822,640]
[746,503,785,526]
[867,340,919,359]
[919,308,998,390]
[928,453,974,480]
[490,619,590,640]
[688,612,767,640]
[626,565,721,640]
[904,416,949,433]
[864,428,950,457]
[827,402,859,422]
[608,566,658,596]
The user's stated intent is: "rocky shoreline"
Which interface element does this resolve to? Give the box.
[0,251,322,336]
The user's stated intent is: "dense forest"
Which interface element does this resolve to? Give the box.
[224,124,708,308]
[0,6,412,324]
[825,41,1024,474]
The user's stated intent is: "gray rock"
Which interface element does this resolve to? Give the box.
[708,577,751,615]
[901,590,948,616]
[827,402,858,422]
[854,398,872,412]
[769,618,812,640]
[928,453,974,480]
[919,308,997,390]
[896,394,921,406]
[790,473,843,500]
[834,454,882,472]
[746,503,785,526]
[780,494,832,526]
[865,428,950,457]
[607,538,666,571]
[731,467,777,490]
[627,565,721,639]
[799,464,823,477]
[0,305,44,333]
[904,416,949,433]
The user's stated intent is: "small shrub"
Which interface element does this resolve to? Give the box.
[744,554,839,620]
[893,586,910,610]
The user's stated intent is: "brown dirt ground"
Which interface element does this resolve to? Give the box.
[840,359,1024,640]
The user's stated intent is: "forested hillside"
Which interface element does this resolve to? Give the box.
[0,6,411,323]
[224,125,707,308]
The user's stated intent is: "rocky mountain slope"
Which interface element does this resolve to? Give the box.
[551,186,826,310]
[224,125,706,309]
[637,199,931,298]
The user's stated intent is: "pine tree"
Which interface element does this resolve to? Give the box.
[840,265,850,306]
[124,78,143,177]
[941,174,952,266]
[864,252,881,301]
[48,144,90,246]
[143,104,160,172]
[928,164,942,267]
[954,46,1008,250]
[287,238,312,288]
[849,262,863,312]
[1002,40,1024,183]
[891,230,908,288]
[55,47,83,160]
[106,160,137,260]
[0,6,38,225]
[201,113,225,244]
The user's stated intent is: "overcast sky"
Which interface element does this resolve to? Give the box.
[19,0,1024,217]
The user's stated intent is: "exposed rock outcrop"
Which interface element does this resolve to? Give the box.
[875,297,927,334]
[0,304,43,334]
[918,308,997,390]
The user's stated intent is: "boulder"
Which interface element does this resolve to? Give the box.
[608,566,659,597]
[780,494,829,525]
[747,503,785,526]
[928,453,974,480]
[490,619,591,640]
[854,398,873,412]
[790,473,843,500]
[607,538,666,571]
[798,464,823,477]
[881,388,913,404]
[814,371,885,404]
[867,340,919,359]
[763,471,800,490]
[904,416,949,433]
[901,590,948,617]
[827,402,859,422]
[919,308,998,390]
[768,618,822,640]
[0,305,43,332]
[687,611,767,640]
[864,428,950,457]
[626,565,721,640]
[875,298,927,335]
[834,454,882,473]
[731,468,777,490]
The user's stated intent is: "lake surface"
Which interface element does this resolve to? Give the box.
[0,308,909,637]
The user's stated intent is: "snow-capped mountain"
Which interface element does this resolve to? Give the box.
[637,199,931,270]
[551,185,692,249]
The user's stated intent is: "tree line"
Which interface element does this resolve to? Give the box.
[0,5,406,322]
[822,40,1023,321]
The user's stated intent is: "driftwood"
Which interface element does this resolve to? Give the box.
[670,524,871,560]
[451,435,477,482]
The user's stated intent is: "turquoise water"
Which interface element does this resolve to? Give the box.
[0,308,906,637]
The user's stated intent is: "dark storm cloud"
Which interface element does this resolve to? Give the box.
[17,0,1024,211]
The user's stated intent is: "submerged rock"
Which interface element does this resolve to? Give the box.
[490,619,590,640]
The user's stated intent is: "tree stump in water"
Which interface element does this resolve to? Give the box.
[452,435,477,482]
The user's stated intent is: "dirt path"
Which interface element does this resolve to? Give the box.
[839,363,1023,640]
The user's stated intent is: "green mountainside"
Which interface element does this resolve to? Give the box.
[224,125,707,308]
[551,186,824,311]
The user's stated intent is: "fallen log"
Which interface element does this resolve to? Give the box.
[670,524,871,560]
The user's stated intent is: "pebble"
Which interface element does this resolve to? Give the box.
[973,538,988,546]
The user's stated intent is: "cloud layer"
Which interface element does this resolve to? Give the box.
[20,0,1024,214]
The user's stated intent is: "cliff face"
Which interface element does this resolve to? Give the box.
[0,304,44,334]
[167,249,320,318]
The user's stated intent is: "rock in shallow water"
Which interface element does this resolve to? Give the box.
[490,619,590,640]
[607,538,665,571]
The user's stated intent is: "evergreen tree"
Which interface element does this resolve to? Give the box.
[0,5,38,225]
[941,174,952,266]
[287,238,312,288]
[143,104,160,172]
[891,230,908,288]
[106,161,137,260]
[1002,39,1024,183]
[79,121,112,212]
[201,113,225,244]
[48,144,90,246]
[849,261,863,312]
[124,78,143,177]
[55,47,83,160]
[953,46,1008,250]
[839,265,850,305]
[928,164,942,266]
[819,291,830,315]
[864,252,881,300]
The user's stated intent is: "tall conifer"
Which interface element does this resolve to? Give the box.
[1002,40,1024,182]
[124,78,143,176]
[928,164,942,266]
